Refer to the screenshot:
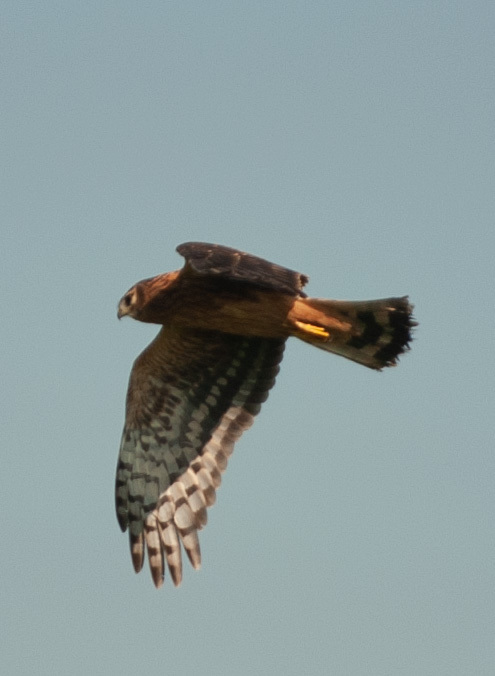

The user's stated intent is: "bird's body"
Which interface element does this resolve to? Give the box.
[124,273,295,337]
[116,242,415,587]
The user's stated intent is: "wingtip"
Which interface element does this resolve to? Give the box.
[131,535,145,574]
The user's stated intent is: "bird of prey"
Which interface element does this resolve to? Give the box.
[116,242,415,588]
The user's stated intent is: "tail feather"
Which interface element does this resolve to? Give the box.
[288,296,415,370]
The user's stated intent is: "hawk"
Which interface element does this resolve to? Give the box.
[116,242,415,588]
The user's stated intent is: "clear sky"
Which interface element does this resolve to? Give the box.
[2,2,494,675]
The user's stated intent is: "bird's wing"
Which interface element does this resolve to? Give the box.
[176,241,308,297]
[116,326,285,587]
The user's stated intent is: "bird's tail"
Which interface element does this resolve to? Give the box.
[287,296,415,370]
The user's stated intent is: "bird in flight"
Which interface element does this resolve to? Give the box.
[116,242,415,588]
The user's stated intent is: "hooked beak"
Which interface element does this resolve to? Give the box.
[117,300,128,320]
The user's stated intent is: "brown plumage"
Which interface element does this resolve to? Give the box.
[116,242,416,587]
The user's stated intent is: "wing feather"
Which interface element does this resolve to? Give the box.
[177,241,308,297]
[116,327,285,587]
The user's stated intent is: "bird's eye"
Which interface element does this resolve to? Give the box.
[124,294,133,306]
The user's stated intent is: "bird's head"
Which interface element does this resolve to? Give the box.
[117,271,180,323]
[117,285,141,319]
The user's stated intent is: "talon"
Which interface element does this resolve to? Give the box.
[294,321,330,340]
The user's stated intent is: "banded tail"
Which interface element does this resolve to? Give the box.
[288,296,415,370]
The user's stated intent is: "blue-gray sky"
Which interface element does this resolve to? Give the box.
[2,2,494,674]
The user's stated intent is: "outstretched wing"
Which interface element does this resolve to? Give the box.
[116,326,285,587]
[177,241,308,297]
